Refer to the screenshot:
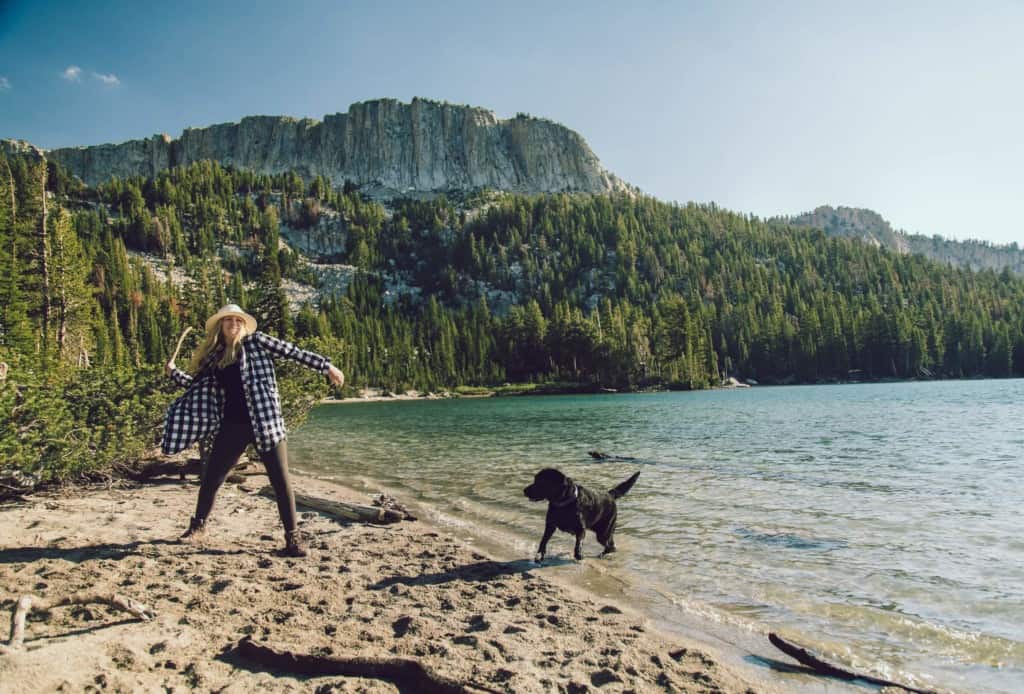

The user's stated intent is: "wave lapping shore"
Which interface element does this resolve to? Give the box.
[0,477,772,693]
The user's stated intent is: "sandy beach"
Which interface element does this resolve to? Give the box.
[0,474,780,693]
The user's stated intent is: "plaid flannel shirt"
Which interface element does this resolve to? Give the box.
[161,331,331,455]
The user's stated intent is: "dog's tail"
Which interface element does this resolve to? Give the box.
[608,471,640,499]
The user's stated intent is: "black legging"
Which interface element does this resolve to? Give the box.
[193,419,297,532]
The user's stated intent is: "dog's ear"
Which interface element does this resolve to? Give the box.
[546,469,571,494]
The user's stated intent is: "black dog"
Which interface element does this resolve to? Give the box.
[523,468,640,562]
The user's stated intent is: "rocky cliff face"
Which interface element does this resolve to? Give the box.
[782,205,1024,275]
[784,205,910,252]
[38,98,627,196]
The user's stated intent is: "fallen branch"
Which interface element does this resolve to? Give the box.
[768,632,938,694]
[229,637,498,693]
[131,459,204,480]
[1,592,155,654]
[258,486,409,524]
[133,458,262,482]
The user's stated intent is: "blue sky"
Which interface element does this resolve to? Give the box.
[2,0,1022,246]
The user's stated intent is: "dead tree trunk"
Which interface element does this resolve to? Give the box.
[37,162,51,361]
[55,213,68,355]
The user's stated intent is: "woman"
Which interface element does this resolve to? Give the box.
[162,304,345,557]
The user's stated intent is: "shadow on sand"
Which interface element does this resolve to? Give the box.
[369,557,574,590]
[0,539,246,564]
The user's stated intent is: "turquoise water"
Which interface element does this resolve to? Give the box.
[289,380,1024,693]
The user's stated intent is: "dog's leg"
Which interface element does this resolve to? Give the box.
[535,521,556,563]
[596,508,618,556]
[573,529,585,560]
[573,509,587,560]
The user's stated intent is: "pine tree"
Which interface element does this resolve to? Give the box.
[50,209,95,364]
[251,206,292,336]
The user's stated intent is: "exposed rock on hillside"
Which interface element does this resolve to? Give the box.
[38,98,627,197]
[784,206,909,252]
[783,205,1024,275]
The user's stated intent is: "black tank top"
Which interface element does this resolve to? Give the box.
[215,361,251,425]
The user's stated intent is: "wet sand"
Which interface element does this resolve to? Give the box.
[0,475,781,693]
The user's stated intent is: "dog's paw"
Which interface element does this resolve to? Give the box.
[573,549,583,561]
[533,552,545,564]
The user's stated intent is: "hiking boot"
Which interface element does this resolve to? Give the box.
[282,529,308,558]
[179,516,207,543]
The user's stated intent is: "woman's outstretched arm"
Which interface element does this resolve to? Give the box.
[252,332,344,386]
[165,361,193,388]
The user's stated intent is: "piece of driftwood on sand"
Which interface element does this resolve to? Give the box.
[228,637,501,693]
[257,486,412,524]
[132,458,265,482]
[1,592,155,655]
[768,632,938,694]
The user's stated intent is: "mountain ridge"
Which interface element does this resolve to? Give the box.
[781,204,1024,275]
[9,97,628,198]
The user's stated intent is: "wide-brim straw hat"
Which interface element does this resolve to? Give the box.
[206,304,258,334]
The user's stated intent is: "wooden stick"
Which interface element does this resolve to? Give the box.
[169,326,193,365]
[258,486,409,524]
[230,637,498,694]
[1,593,154,654]
[2,595,34,652]
[768,632,938,694]
[51,592,156,622]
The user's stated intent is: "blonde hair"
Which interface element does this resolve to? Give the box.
[188,318,249,374]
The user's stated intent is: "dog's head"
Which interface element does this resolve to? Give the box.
[523,468,573,502]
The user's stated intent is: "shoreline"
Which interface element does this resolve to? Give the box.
[0,473,787,693]
[321,376,1009,405]
[293,470,881,694]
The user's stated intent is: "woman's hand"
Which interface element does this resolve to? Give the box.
[327,364,345,387]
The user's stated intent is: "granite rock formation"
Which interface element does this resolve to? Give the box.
[31,98,627,197]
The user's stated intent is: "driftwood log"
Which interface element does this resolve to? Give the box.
[133,458,264,482]
[229,637,498,693]
[372,493,417,521]
[768,632,938,694]
[1,592,155,654]
[258,487,410,524]
[132,458,204,480]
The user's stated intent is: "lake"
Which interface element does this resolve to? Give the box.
[289,380,1024,693]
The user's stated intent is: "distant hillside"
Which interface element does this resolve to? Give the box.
[781,205,1024,275]
[3,98,627,199]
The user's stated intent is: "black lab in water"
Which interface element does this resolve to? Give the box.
[523,468,640,562]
